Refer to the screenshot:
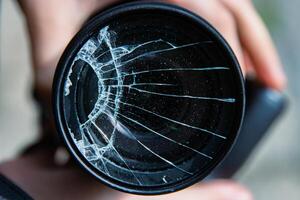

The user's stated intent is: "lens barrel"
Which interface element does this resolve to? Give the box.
[53,2,245,195]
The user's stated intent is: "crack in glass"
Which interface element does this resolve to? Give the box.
[63,26,236,186]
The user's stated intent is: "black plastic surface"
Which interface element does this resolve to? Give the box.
[209,80,287,179]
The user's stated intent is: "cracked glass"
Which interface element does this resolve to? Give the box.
[56,5,244,193]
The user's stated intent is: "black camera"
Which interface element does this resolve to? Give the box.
[53,2,286,195]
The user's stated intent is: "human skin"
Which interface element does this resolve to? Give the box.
[0,147,251,200]
[0,0,287,199]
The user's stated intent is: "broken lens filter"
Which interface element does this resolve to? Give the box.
[53,2,245,195]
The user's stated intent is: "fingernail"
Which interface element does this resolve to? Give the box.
[274,64,287,91]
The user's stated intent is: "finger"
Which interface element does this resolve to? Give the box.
[196,180,253,200]
[118,180,253,200]
[211,11,246,75]
[221,0,287,90]
[243,50,255,75]
[168,0,246,75]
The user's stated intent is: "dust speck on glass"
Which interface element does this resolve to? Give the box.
[60,8,243,190]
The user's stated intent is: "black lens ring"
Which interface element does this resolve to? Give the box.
[53,2,245,195]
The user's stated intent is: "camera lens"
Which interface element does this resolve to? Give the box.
[53,2,245,194]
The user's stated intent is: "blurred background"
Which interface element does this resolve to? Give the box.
[0,0,299,199]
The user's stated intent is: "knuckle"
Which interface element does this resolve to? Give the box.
[214,8,236,31]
